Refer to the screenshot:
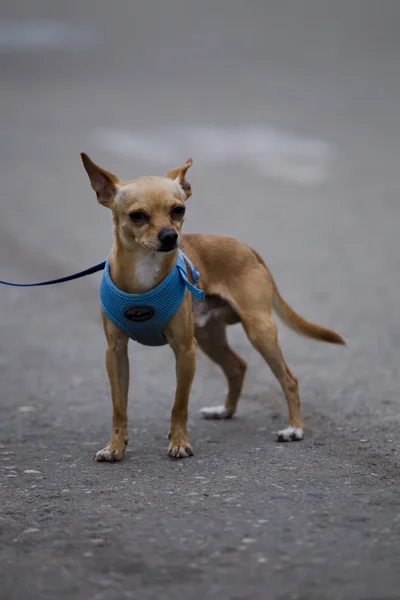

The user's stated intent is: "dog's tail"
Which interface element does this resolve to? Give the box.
[272,283,345,344]
[250,247,345,345]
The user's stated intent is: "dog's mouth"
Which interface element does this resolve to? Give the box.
[138,238,180,254]
[157,244,178,254]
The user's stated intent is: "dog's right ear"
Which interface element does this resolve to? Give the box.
[80,153,120,208]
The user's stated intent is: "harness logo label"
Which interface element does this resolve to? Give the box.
[125,306,155,322]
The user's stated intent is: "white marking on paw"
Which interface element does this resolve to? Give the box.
[168,444,193,458]
[176,447,189,458]
[200,405,232,419]
[95,448,120,462]
[277,426,304,442]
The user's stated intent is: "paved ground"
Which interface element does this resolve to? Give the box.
[1,1,400,599]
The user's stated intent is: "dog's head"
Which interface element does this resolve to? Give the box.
[80,153,193,253]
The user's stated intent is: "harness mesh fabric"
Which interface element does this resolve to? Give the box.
[100,250,204,347]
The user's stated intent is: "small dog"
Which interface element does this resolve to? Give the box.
[81,153,345,461]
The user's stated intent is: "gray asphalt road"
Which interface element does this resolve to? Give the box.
[1,1,400,599]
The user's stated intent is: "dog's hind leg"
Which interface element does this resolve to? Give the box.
[242,312,304,441]
[197,319,247,419]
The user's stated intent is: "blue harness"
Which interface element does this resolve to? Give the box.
[100,250,205,346]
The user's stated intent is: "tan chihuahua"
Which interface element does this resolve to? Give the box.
[81,153,345,461]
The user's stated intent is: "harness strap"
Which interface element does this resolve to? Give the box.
[177,252,205,302]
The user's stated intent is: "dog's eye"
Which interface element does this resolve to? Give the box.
[129,211,149,223]
[171,205,185,217]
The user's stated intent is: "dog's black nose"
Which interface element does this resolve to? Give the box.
[158,228,178,251]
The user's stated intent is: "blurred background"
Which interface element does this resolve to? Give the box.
[1,1,400,599]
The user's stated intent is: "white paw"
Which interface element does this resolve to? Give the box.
[168,443,194,458]
[94,447,123,462]
[277,426,304,442]
[200,405,233,419]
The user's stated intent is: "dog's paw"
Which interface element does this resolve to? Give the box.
[277,426,304,442]
[168,442,194,458]
[200,405,234,419]
[94,445,125,462]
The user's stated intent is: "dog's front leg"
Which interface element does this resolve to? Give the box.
[168,340,196,458]
[165,305,196,458]
[95,311,129,462]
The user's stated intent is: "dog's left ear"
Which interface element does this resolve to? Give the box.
[166,158,193,199]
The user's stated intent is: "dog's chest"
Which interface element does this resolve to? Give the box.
[134,254,162,292]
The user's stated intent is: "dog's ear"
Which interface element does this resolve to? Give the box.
[166,158,193,199]
[80,153,120,208]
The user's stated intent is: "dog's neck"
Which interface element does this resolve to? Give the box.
[108,241,178,295]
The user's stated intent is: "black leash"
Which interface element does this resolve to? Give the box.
[0,261,106,288]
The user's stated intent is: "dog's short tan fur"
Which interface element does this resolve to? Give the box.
[81,153,345,461]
